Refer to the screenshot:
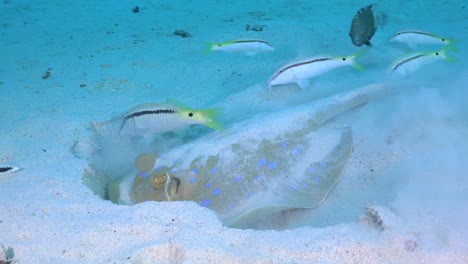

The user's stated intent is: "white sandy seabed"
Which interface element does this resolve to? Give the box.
[1,0,468,263]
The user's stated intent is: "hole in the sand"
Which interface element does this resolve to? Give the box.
[76,118,213,202]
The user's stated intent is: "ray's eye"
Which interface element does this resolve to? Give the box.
[188,112,193,117]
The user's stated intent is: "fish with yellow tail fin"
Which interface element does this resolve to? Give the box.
[388,30,457,49]
[389,44,456,76]
[119,102,223,136]
[208,39,274,55]
[268,51,365,91]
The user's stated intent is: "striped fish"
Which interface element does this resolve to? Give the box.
[209,39,274,55]
[389,46,454,75]
[268,53,364,91]
[119,103,222,136]
[389,30,455,48]
[0,165,21,175]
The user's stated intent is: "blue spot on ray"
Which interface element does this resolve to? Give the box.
[209,167,217,174]
[293,146,302,155]
[269,161,278,169]
[213,188,221,196]
[281,141,287,148]
[139,171,148,179]
[254,175,263,182]
[192,168,198,175]
[314,176,320,182]
[259,159,267,167]
[200,199,211,207]
[189,177,197,184]
[235,175,243,182]
[205,182,212,188]
[155,165,163,171]
[320,161,327,167]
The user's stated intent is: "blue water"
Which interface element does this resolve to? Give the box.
[1,0,468,262]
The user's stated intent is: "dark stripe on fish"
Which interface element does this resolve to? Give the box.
[271,58,332,79]
[394,31,435,37]
[392,54,426,71]
[0,167,13,173]
[125,108,176,120]
[232,40,269,44]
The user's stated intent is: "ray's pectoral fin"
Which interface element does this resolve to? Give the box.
[269,127,352,209]
[295,128,353,207]
[227,127,353,228]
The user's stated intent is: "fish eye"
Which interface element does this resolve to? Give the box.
[442,39,445,41]
[342,58,346,61]
[435,52,439,56]
[188,112,193,117]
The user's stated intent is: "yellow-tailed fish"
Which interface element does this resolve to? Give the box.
[389,45,456,76]
[268,51,365,91]
[208,39,274,55]
[389,30,456,48]
[120,102,222,136]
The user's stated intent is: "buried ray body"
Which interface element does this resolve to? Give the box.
[108,83,389,227]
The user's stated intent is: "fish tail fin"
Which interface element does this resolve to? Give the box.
[353,48,369,57]
[446,38,459,52]
[441,44,457,62]
[199,108,224,130]
[203,42,215,54]
[352,60,365,72]
[350,49,368,72]
[374,11,388,27]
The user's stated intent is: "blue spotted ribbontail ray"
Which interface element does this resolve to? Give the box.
[110,83,390,227]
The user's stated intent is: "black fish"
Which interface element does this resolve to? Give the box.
[349,4,377,47]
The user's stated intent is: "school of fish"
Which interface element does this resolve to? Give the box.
[115,4,457,136]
